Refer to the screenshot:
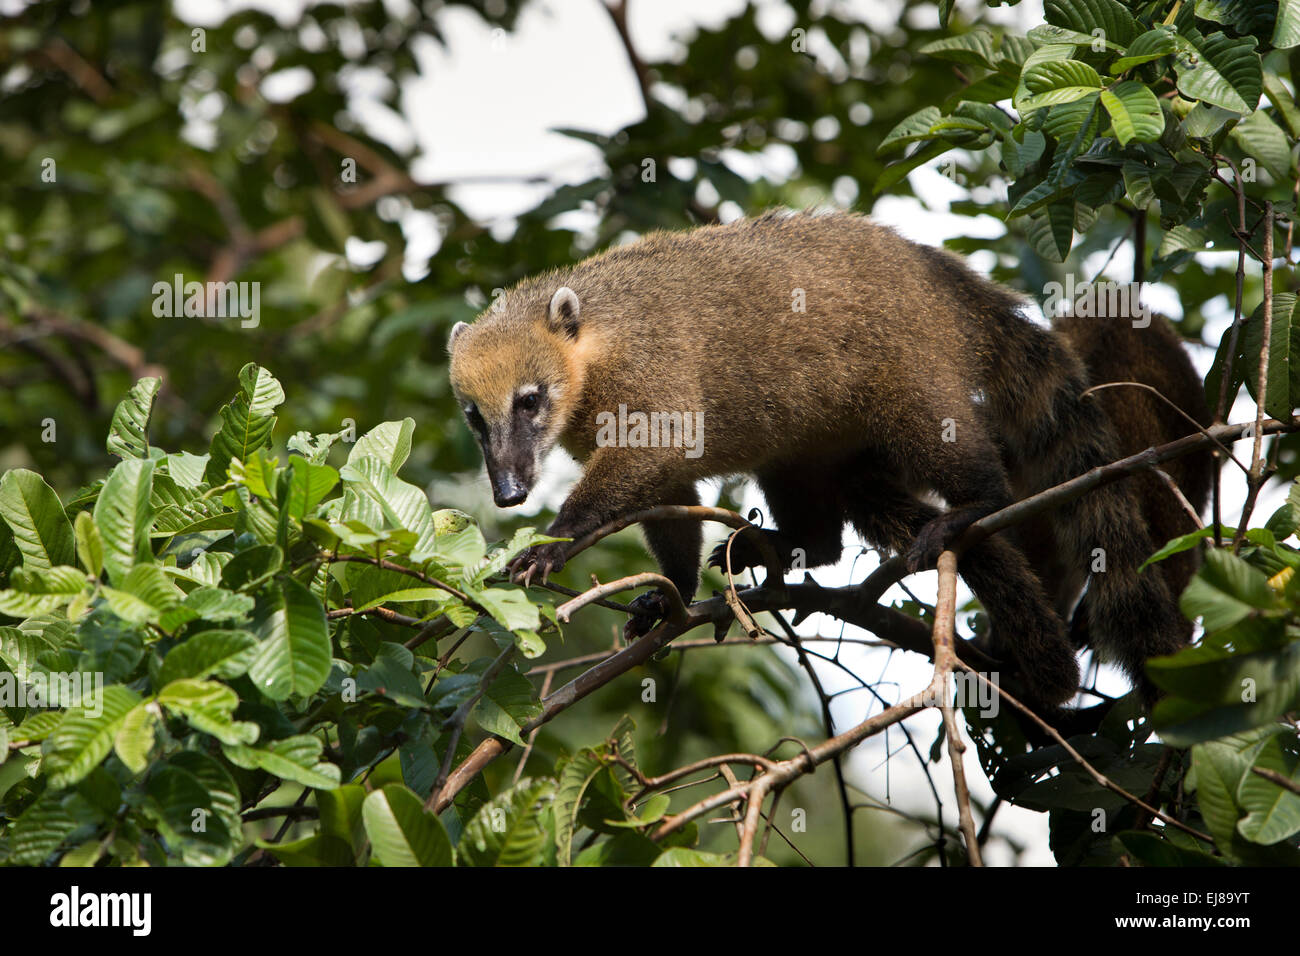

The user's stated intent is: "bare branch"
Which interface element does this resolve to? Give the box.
[556,572,686,625]
[1234,201,1276,550]
[931,550,982,866]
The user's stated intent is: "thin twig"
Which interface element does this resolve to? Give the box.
[931,550,982,866]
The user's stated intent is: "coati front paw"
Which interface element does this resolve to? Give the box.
[508,541,568,588]
[623,590,670,640]
[706,529,793,574]
[706,533,766,574]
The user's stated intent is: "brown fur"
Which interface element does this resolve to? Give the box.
[1049,312,1212,650]
[448,209,1201,709]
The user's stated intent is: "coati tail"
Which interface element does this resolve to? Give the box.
[1056,313,1214,651]
[1005,339,1188,700]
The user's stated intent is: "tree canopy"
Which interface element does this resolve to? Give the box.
[1,0,1299,869]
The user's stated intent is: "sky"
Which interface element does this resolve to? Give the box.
[168,0,1286,865]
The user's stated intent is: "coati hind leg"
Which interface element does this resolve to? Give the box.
[705,463,845,576]
[838,457,1080,709]
[625,481,704,639]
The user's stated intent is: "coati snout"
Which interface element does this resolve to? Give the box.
[457,385,545,507]
[445,210,1206,710]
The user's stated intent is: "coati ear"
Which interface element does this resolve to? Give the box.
[447,321,469,353]
[547,286,580,339]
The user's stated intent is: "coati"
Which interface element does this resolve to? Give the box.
[447,209,1203,710]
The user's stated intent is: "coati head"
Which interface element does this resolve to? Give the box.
[448,285,584,508]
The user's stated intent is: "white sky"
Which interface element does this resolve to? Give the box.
[171,0,1287,865]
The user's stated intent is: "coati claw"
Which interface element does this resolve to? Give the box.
[706,532,773,574]
[509,542,568,588]
[623,590,670,640]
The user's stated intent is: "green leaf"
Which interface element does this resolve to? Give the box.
[219,543,283,592]
[1191,734,1263,852]
[1110,27,1178,73]
[13,708,64,743]
[1121,160,1157,210]
[223,734,341,789]
[1277,0,1300,47]
[231,449,278,500]
[170,750,242,840]
[362,784,454,867]
[162,451,209,489]
[1237,734,1300,844]
[205,364,285,485]
[44,685,142,788]
[318,784,367,848]
[554,749,606,866]
[469,586,541,637]
[158,628,258,685]
[472,665,542,746]
[9,790,95,864]
[259,833,356,867]
[652,847,734,866]
[1173,31,1262,113]
[248,577,332,701]
[1100,81,1164,144]
[106,376,160,459]
[174,586,254,625]
[356,642,428,708]
[1016,60,1103,113]
[575,831,663,866]
[425,522,488,570]
[101,562,184,626]
[157,678,259,745]
[458,777,556,867]
[872,140,954,195]
[287,430,342,465]
[114,702,159,774]
[1239,293,1299,422]
[1141,525,1221,569]
[1180,548,1279,632]
[338,457,437,555]
[347,418,415,472]
[92,458,155,585]
[286,460,339,521]
[1028,23,1105,48]
[1229,109,1294,181]
[1151,641,1300,745]
[145,762,236,866]
[73,511,103,579]
[1116,830,1227,866]
[8,564,88,596]
[1027,201,1076,261]
[1043,0,1138,47]
[0,469,75,571]
[919,30,995,69]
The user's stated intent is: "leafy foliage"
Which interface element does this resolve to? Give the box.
[0,367,731,866]
[4,0,1300,867]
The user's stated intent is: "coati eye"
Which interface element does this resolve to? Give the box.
[515,390,541,415]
